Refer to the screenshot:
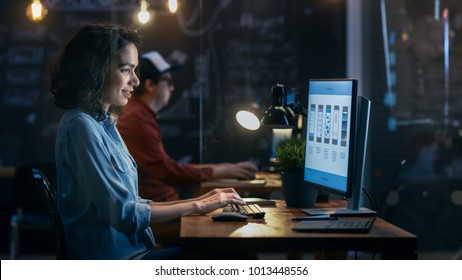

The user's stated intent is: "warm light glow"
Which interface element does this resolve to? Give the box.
[401,32,409,42]
[236,110,260,130]
[269,128,293,161]
[26,0,48,22]
[138,0,151,24]
[138,10,150,24]
[296,114,303,129]
[168,0,178,13]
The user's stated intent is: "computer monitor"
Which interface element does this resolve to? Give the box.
[303,78,376,216]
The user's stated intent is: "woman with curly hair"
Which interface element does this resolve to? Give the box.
[51,23,244,259]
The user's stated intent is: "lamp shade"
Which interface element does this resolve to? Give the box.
[260,84,296,128]
[236,110,260,130]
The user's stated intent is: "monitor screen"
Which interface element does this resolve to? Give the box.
[303,79,375,216]
[304,79,358,198]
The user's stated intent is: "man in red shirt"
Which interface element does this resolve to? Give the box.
[118,51,258,202]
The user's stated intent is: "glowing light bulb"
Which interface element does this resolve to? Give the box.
[138,0,150,24]
[138,10,150,24]
[26,0,48,22]
[168,0,178,13]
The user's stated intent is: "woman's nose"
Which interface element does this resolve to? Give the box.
[132,73,140,88]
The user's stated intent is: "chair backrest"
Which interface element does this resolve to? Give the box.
[32,168,68,260]
[15,162,56,214]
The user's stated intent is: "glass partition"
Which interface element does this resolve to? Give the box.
[364,0,462,257]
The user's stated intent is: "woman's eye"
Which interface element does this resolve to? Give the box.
[121,68,130,73]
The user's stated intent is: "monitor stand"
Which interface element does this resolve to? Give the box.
[302,207,376,217]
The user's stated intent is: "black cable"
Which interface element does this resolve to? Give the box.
[362,187,378,212]
[359,159,406,260]
[349,188,378,260]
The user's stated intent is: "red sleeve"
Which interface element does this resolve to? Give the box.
[118,101,213,188]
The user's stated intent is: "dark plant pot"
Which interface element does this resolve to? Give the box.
[281,172,318,208]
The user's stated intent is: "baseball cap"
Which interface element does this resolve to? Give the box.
[138,51,182,81]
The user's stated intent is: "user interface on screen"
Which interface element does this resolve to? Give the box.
[304,79,357,195]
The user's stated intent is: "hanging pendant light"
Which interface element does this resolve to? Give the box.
[168,0,178,14]
[26,0,48,22]
[138,0,151,24]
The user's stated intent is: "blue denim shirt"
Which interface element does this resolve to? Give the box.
[55,109,155,259]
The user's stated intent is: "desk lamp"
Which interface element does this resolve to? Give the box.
[260,83,328,201]
[260,84,297,128]
[259,84,299,168]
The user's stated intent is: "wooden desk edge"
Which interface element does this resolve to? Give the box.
[180,200,418,259]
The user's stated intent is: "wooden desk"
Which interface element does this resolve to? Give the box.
[0,166,15,178]
[199,172,282,197]
[180,200,418,259]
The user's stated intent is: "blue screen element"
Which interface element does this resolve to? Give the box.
[304,79,356,197]
[309,80,353,96]
[304,168,347,193]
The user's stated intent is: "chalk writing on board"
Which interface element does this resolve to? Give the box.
[217,11,299,102]
[3,88,39,107]
[6,68,41,85]
[190,52,211,100]
[11,25,47,40]
[40,0,138,11]
[160,124,182,139]
[7,46,45,64]
[161,90,195,120]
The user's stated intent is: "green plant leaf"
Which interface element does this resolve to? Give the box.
[275,138,306,172]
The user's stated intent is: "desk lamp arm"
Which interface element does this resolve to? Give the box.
[288,102,307,118]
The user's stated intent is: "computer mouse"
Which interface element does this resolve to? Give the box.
[211,212,248,222]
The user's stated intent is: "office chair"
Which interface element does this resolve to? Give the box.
[32,167,68,260]
[9,162,64,259]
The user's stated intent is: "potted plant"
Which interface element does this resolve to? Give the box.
[276,138,318,207]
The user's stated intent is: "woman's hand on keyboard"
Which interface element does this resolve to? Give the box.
[193,189,245,215]
[195,188,239,200]
[149,188,245,223]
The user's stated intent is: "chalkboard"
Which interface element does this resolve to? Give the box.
[0,0,346,168]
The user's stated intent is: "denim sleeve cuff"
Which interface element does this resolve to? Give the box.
[136,202,151,229]
[139,198,152,204]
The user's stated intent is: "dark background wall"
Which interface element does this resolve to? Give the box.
[0,0,345,167]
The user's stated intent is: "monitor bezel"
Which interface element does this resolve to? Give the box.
[303,78,358,199]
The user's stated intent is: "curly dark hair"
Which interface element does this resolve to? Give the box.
[50,23,142,121]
